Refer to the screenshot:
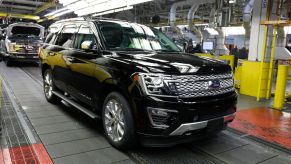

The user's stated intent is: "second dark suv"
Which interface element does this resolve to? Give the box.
[39,18,237,149]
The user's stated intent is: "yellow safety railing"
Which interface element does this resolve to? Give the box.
[273,65,290,110]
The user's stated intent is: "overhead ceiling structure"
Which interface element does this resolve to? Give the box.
[0,0,248,25]
[0,0,57,20]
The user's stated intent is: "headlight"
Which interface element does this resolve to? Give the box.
[134,73,178,96]
[8,42,16,52]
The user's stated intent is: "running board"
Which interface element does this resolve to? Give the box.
[52,91,100,119]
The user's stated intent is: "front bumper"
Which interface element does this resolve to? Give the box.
[6,53,39,62]
[131,90,237,144]
[139,114,234,147]
[170,113,235,136]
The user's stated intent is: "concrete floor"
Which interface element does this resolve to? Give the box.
[237,94,271,110]
[0,62,291,164]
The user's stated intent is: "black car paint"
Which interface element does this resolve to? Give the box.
[40,20,237,146]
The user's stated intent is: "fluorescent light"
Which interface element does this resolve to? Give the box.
[92,6,133,17]
[229,0,236,4]
[53,10,73,17]
[75,0,127,16]
[59,0,79,6]
[57,0,153,17]
[44,7,69,17]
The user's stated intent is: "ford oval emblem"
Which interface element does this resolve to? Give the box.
[208,80,220,89]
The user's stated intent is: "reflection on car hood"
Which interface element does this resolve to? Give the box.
[110,52,231,74]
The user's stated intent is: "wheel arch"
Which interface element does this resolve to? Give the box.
[41,63,50,78]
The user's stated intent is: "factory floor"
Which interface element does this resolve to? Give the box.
[0,62,290,164]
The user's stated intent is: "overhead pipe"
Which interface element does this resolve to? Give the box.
[209,8,216,28]
[187,0,215,44]
[0,12,40,20]
[215,27,230,55]
[275,27,291,59]
[212,0,229,55]
[243,0,255,49]
[169,0,196,36]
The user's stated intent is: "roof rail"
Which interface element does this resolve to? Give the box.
[52,17,133,25]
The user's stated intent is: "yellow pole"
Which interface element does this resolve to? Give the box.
[0,76,2,108]
[266,27,277,99]
[256,26,268,101]
[273,65,288,110]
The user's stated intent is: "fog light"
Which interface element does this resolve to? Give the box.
[147,107,178,129]
[149,108,168,117]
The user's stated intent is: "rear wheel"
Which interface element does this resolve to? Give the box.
[43,69,61,104]
[102,92,136,149]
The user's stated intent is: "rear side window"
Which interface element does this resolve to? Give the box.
[74,25,97,50]
[55,25,78,47]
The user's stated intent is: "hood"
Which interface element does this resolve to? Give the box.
[110,52,231,75]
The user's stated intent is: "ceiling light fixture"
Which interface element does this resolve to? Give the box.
[92,6,133,17]
[44,7,69,17]
[59,0,153,17]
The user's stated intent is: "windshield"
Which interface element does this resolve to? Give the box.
[11,26,41,37]
[97,21,181,52]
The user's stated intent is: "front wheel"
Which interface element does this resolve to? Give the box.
[4,58,13,66]
[102,92,136,149]
[43,69,61,104]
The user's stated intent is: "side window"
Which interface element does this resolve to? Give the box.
[55,25,78,48]
[46,26,60,45]
[49,33,57,45]
[74,25,97,50]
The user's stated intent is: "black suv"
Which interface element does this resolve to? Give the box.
[39,18,237,149]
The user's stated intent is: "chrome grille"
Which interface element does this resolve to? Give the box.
[173,73,234,98]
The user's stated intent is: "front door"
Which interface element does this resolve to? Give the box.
[66,24,100,105]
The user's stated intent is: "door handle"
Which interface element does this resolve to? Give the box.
[48,52,55,56]
[66,57,74,62]
[63,56,75,64]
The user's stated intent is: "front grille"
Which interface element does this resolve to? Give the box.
[173,73,235,98]
[15,43,39,54]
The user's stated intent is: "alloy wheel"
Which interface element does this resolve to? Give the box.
[44,73,53,99]
[104,99,125,142]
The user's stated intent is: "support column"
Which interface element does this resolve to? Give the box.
[248,0,269,61]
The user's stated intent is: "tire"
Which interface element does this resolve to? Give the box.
[43,69,61,104]
[102,92,136,149]
[4,58,12,66]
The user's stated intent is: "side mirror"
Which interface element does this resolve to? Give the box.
[81,41,101,54]
[81,41,93,50]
